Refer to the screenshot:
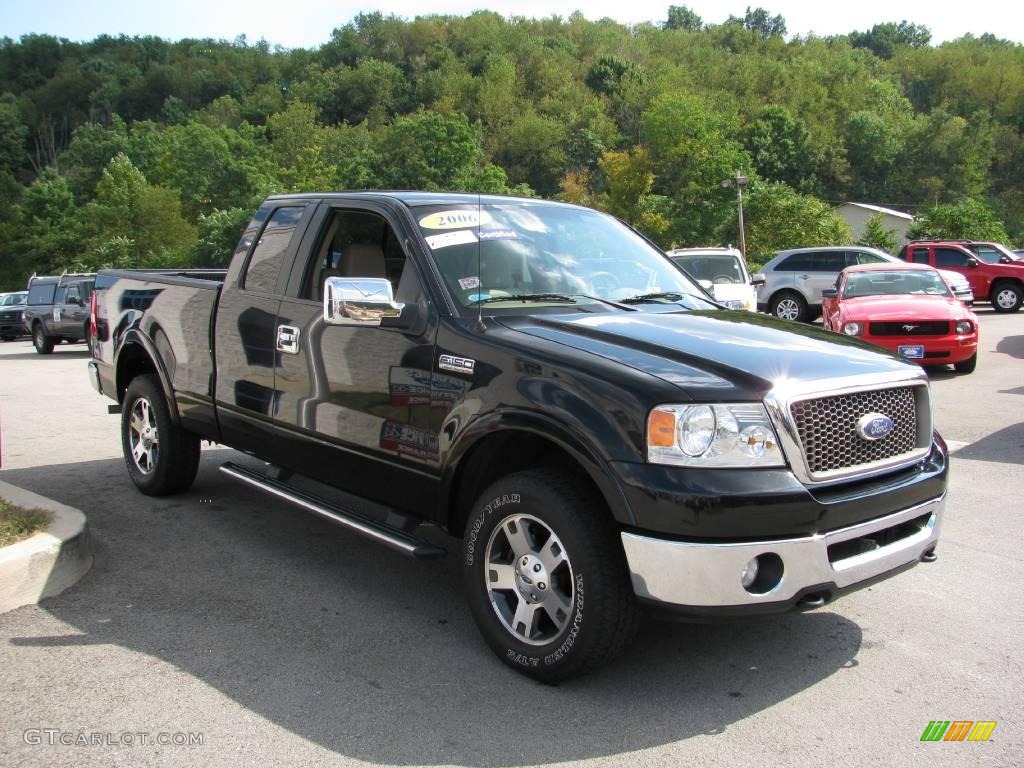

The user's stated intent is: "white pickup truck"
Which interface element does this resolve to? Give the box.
[668,247,760,311]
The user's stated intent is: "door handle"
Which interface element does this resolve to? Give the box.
[277,325,300,354]
[798,274,810,279]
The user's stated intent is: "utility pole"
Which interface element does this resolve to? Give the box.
[721,171,748,258]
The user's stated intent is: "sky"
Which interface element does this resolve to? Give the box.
[3,0,1022,48]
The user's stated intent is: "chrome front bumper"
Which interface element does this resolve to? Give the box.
[621,495,944,609]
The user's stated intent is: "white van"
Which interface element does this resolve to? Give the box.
[667,247,760,311]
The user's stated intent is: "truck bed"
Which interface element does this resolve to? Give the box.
[92,268,228,437]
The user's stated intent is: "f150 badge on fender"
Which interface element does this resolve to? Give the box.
[439,354,475,374]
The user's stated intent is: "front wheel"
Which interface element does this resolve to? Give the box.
[991,282,1022,312]
[462,469,638,682]
[953,353,977,374]
[33,324,55,354]
[121,374,201,496]
[768,290,809,322]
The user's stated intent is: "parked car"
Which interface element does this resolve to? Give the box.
[753,245,971,322]
[667,247,760,311]
[1012,248,1024,261]
[822,263,979,373]
[22,272,95,354]
[898,241,1024,312]
[0,290,28,341]
[88,192,947,681]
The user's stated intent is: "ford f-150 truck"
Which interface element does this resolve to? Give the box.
[88,193,947,681]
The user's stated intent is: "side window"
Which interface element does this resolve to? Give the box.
[27,283,57,305]
[910,248,930,264]
[301,210,408,302]
[243,206,305,293]
[55,285,69,304]
[809,252,846,272]
[854,251,886,265]
[67,285,80,304]
[775,254,809,271]
[935,248,970,268]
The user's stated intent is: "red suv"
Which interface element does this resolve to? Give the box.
[898,241,1024,312]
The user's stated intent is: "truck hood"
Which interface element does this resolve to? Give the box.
[497,309,914,401]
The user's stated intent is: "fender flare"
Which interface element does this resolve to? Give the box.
[441,409,637,527]
[115,328,181,425]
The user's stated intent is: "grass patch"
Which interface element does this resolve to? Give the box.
[0,498,52,547]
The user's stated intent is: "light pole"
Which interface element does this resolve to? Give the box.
[721,171,748,258]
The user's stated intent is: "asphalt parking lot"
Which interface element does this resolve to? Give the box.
[1,308,1022,767]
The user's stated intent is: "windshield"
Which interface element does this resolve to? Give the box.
[671,254,745,284]
[415,201,708,310]
[0,292,27,306]
[843,270,951,299]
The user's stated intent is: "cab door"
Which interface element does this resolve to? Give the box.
[934,247,987,298]
[274,201,442,515]
[59,282,88,339]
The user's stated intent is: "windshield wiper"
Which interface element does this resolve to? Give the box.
[620,291,697,304]
[471,293,579,305]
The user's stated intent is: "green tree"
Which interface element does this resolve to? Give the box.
[908,198,1009,242]
[850,21,931,60]
[595,147,669,241]
[856,213,898,253]
[734,181,852,260]
[741,106,816,192]
[664,6,703,32]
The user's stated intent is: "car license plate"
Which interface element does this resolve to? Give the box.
[898,344,924,359]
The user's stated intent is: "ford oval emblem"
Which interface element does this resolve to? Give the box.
[856,413,894,441]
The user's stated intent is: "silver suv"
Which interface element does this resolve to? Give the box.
[753,247,896,322]
[753,246,973,322]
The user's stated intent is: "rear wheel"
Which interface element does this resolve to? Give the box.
[121,374,201,496]
[462,469,638,682]
[32,324,54,354]
[953,353,977,374]
[991,282,1022,312]
[769,290,808,322]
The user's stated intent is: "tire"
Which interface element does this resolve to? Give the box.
[121,374,201,496]
[990,282,1022,313]
[461,469,638,682]
[953,353,977,374]
[768,290,809,322]
[32,324,55,354]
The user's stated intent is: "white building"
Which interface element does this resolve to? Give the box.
[835,203,914,250]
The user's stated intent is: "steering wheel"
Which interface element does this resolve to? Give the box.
[712,275,736,284]
[589,271,621,293]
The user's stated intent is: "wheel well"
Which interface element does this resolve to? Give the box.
[116,344,157,403]
[446,431,607,538]
[770,288,805,305]
[990,277,1023,294]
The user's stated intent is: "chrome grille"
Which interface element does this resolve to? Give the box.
[790,387,918,476]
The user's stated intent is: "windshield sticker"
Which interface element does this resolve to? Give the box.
[419,210,489,230]
[479,229,519,241]
[425,230,478,250]
[458,276,481,290]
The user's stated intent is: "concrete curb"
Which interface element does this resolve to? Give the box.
[0,479,93,613]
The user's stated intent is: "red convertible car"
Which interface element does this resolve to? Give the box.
[822,263,979,373]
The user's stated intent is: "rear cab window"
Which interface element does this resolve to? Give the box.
[27,282,57,305]
[242,206,307,293]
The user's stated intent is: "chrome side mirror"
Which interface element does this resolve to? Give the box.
[323,277,404,327]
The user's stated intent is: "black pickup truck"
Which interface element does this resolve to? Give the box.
[88,193,947,681]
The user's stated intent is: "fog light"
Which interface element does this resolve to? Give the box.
[741,557,759,589]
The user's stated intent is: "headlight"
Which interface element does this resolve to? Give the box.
[647,403,786,467]
[724,299,745,310]
[955,320,973,334]
[842,321,862,336]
